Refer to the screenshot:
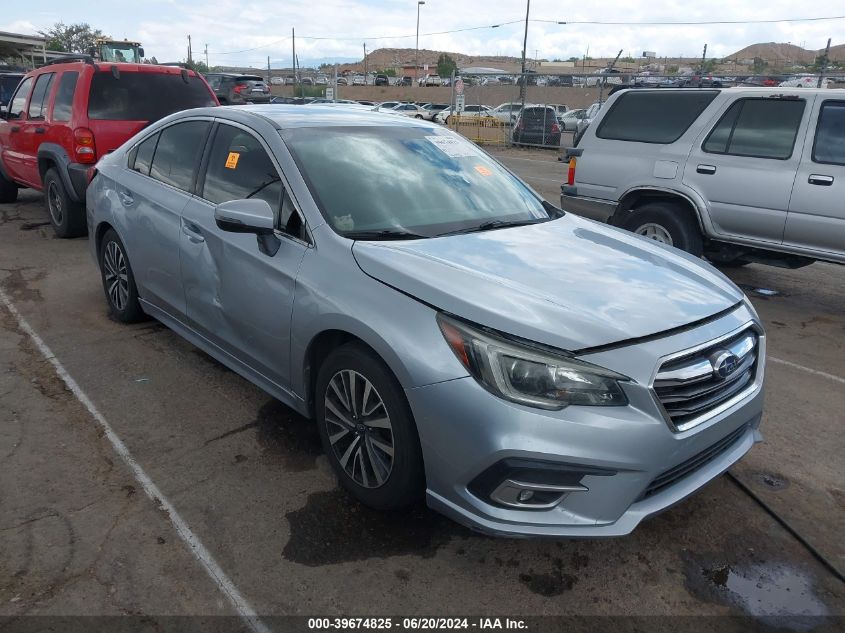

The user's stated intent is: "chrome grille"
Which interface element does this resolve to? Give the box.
[640,424,748,499]
[654,328,759,431]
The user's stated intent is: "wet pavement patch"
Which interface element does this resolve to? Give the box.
[685,552,830,630]
[255,399,322,472]
[283,489,463,566]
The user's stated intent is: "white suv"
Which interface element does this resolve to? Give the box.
[561,88,845,267]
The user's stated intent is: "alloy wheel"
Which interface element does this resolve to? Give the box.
[324,369,394,488]
[635,222,674,245]
[103,241,129,311]
[47,181,63,226]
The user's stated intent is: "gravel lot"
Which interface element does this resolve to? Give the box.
[1,154,843,630]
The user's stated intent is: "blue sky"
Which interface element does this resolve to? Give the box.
[3,1,844,67]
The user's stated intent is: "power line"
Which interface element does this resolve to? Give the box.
[215,13,845,55]
[536,15,845,26]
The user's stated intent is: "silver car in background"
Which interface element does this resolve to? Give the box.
[87,106,765,537]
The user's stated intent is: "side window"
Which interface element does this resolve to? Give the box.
[130,132,160,176]
[8,77,34,119]
[149,121,210,191]
[27,73,55,120]
[52,71,79,122]
[703,98,805,160]
[813,101,845,166]
[202,124,304,239]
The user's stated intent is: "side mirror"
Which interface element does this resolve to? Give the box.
[214,199,275,234]
[214,199,280,257]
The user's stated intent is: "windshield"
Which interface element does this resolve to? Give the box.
[88,71,216,121]
[282,126,547,237]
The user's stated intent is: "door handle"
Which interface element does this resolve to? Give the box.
[696,164,717,175]
[118,190,134,206]
[182,223,205,243]
[35,127,46,134]
[808,174,834,186]
[10,126,20,133]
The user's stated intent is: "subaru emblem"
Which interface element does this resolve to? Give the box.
[710,350,740,379]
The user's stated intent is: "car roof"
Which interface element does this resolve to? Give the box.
[180,104,444,129]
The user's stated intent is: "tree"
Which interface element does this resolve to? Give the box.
[811,54,829,73]
[377,68,396,77]
[42,22,104,53]
[436,53,457,79]
[752,57,768,73]
[184,59,209,73]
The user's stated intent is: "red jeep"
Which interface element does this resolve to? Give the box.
[0,56,218,237]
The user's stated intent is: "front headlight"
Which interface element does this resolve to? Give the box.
[437,313,629,410]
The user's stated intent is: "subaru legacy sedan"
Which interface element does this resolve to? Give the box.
[87,106,765,537]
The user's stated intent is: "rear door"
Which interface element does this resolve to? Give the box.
[120,119,212,317]
[18,71,55,186]
[783,99,845,258]
[180,121,309,388]
[682,95,812,244]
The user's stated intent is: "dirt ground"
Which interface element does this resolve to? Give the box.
[1,162,843,632]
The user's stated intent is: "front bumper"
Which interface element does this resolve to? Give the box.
[406,304,765,537]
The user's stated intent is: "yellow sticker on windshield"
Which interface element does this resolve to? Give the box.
[475,165,492,177]
[225,152,240,169]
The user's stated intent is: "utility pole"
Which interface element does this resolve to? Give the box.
[292,27,297,93]
[204,44,209,69]
[598,49,622,105]
[700,43,707,73]
[363,42,368,83]
[519,0,530,107]
[187,34,193,64]
[818,38,831,88]
[415,1,425,83]
[268,56,271,84]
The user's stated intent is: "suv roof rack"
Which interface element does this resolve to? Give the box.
[40,54,95,68]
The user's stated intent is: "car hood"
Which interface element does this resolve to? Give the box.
[352,215,743,352]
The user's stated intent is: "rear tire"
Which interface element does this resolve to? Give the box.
[98,229,147,323]
[315,343,425,510]
[0,171,18,203]
[622,202,703,256]
[44,167,86,238]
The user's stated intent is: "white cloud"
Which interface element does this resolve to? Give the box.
[3,0,844,65]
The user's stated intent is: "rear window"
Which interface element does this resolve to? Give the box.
[596,91,718,143]
[88,71,216,121]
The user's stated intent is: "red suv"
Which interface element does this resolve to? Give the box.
[0,56,218,237]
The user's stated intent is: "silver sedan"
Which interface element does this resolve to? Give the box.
[87,105,765,536]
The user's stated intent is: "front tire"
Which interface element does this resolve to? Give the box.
[99,229,147,323]
[44,167,86,238]
[316,343,424,510]
[622,202,703,256]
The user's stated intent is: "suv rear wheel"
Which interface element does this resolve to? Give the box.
[0,171,18,203]
[44,168,86,238]
[622,202,703,256]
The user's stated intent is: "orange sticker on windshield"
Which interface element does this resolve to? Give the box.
[475,165,492,176]
[225,152,240,169]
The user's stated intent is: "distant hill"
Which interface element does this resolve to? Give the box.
[727,41,843,63]
[345,47,524,73]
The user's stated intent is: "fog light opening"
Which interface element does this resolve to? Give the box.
[490,479,588,510]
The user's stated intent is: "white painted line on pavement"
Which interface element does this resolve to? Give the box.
[769,356,845,385]
[498,155,561,165]
[0,287,270,633]
[522,175,563,184]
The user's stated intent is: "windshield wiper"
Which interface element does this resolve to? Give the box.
[438,218,546,237]
[345,229,429,241]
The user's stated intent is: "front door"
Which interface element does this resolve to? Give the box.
[683,96,812,244]
[180,122,308,389]
[783,99,845,258]
[0,76,34,184]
